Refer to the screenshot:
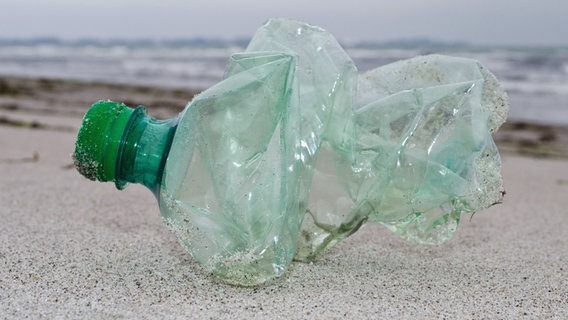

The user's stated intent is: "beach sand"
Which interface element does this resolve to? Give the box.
[1,77,566,318]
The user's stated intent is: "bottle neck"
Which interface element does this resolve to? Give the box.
[115,106,178,195]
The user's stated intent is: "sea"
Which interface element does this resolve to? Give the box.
[0,39,567,126]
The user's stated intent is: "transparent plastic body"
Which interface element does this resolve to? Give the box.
[159,52,302,285]
[297,56,508,260]
[75,18,508,286]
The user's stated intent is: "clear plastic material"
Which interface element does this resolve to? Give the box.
[74,18,508,286]
[159,19,508,278]
[159,52,302,285]
[297,55,508,260]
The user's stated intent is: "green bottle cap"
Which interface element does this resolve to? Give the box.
[73,100,134,182]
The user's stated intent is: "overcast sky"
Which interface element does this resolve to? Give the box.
[1,0,567,46]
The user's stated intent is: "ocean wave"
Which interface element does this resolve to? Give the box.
[0,43,566,124]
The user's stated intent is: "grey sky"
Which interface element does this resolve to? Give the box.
[1,0,567,46]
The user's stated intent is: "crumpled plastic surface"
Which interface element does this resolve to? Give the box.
[159,18,509,285]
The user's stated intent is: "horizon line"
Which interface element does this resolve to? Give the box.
[0,36,566,49]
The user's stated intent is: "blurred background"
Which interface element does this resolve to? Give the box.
[1,0,567,125]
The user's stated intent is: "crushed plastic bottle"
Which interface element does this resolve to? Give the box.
[73,18,509,286]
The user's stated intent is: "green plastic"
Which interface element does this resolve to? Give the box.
[74,101,134,183]
[115,106,178,192]
[73,18,509,286]
[74,101,178,193]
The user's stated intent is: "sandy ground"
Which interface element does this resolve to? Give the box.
[0,77,567,318]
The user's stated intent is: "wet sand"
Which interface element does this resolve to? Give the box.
[1,76,566,318]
